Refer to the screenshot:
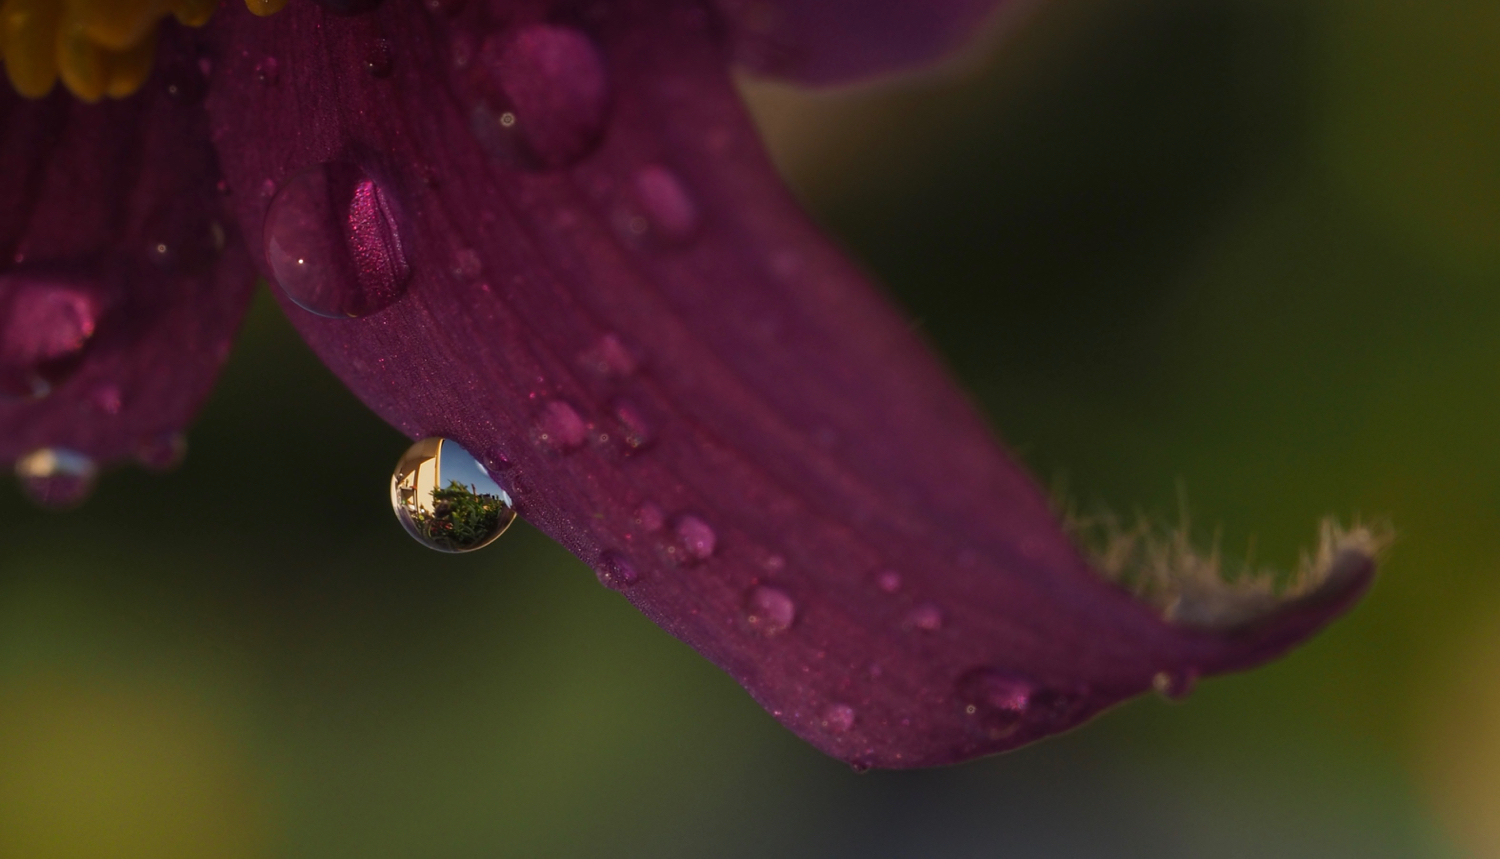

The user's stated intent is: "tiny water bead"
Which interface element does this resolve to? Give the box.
[535,400,586,451]
[904,603,944,632]
[632,165,700,243]
[0,276,100,400]
[15,447,97,510]
[673,515,716,561]
[391,437,515,553]
[955,668,1034,740]
[263,162,412,318]
[745,585,796,636]
[821,703,856,733]
[465,24,611,170]
[596,551,640,590]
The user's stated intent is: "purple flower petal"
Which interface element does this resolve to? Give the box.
[202,0,1376,768]
[716,0,1013,85]
[0,29,255,501]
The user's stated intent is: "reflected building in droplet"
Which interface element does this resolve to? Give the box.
[390,437,516,553]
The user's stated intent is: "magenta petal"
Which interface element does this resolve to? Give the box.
[0,32,255,492]
[716,0,1011,84]
[203,1,1374,768]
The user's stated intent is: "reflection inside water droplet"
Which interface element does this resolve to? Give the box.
[264,162,412,319]
[955,668,1034,740]
[15,447,97,510]
[822,703,856,733]
[391,438,516,553]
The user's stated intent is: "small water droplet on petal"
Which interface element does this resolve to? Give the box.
[745,585,795,636]
[391,437,516,553]
[904,603,944,632]
[597,551,640,590]
[611,399,654,451]
[467,24,611,170]
[90,383,122,415]
[0,277,100,400]
[15,448,97,510]
[633,502,665,532]
[874,569,902,593]
[264,162,413,318]
[451,247,482,280]
[580,333,638,379]
[955,668,1034,740]
[535,400,586,452]
[633,165,699,243]
[674,515,716,561]
[822,703,855,733]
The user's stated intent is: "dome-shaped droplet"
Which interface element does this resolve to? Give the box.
[597,551,640,590]
[904,603,944,632]
[0,276,100,400]
[535,400,586,452]
[745,585,796,636]
[467,24,611,170]
[873,569,902,593]
[821,703,856,733]
[611,399,654,451]
[15,448,97,510]
[633,165,699,243]
[391,437,516,553]
[674,515,716,562]
[254,56,279,85]
[264,162,412,318]
[955,668,1034,741]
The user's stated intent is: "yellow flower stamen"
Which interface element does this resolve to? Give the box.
[1,0,285,101]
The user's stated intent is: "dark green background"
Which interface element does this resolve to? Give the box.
[2,1,1493,855]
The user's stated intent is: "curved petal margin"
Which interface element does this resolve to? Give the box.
[203,0,1376,768]
[0,27,255,503]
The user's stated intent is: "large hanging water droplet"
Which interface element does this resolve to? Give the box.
[391,438,516,553]
[466,24,611,170]
[15,448,97,510]
[0,276,100,400]
[264,162,412,318]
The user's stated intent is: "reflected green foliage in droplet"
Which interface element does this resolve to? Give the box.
[410,480,508,553]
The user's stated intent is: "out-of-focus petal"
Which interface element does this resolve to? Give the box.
[203,0,1374,768]
[716,0,1013,85]
[0,26,255,497]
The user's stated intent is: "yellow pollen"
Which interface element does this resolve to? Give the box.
[1,0,285,101]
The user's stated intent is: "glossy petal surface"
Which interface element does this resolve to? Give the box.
[0,28,254,473]
[204,0,1373,768]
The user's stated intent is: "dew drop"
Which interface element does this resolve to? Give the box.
[264,162,413,318]
[580,333,638,379]
[391,437,516,553]
[904,603,944,632]
[0,277,100,400]
[745,585,795,636]
[1152,669,1197,701]
[633,501,665,532]
[254,56,279,85]
[674,515,716,561]
[597,551,640,590]
[954,668,1034,740]
[466,24,611,170]
[821,703,856,733]
[874,569,902,593]
[611,399,654,451]
[15,448,97,510]
[535,400,586,452]
[90,383,122,415]
[632,165,699,243]
[451,247,482,280]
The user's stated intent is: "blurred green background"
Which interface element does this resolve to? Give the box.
[3,0,1496,855]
